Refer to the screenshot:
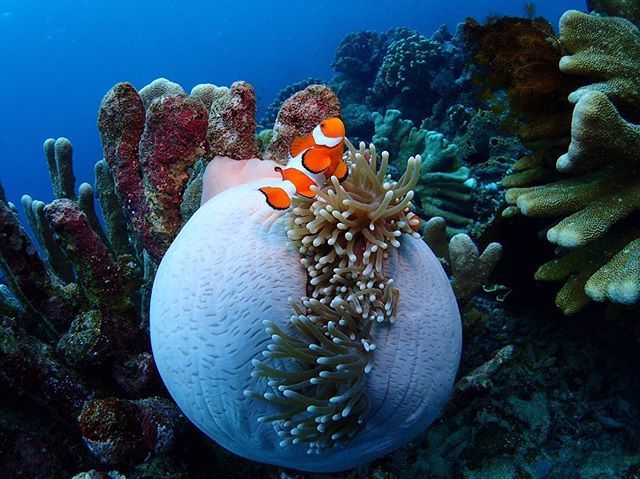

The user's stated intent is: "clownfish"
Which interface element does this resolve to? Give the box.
[259,117,347,210]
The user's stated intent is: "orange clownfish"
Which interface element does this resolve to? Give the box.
[259,117,347,210]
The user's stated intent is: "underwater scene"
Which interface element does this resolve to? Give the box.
[1,0,640,477]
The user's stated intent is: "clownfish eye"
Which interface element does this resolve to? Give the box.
[321,122,326,128]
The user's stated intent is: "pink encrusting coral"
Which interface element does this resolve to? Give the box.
[99,83,210,261]
[139,94,209,254]
[0,198,73,338]
[98,83,155,256]
[44,199,131,309]
[206,81,259,159]
[264,84,341,163]
[78,397,184,465]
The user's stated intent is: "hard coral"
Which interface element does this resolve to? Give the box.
[371,28,465,122]
[463,16,580,143]
[372,109,475,235]
[332,31,390,81]
[263,84,341,164]
[503,11,640,313]
[260,77,324,128]
[0,76,265,477]
[422,216,502,305]
[206,81,258,160]
[138,78,185,109]
[99,78,262,261]
[78,397,184,465]
[587,0,640,26]
[559,10,640,110]
[140,94,208,252]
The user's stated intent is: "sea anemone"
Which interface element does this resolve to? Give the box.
[244,142,422,453]
[150,143,461,472]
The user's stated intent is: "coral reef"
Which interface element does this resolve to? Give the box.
[263,84,341,163]
[328,25,472,130]
[98,82,209,260]
[78,397,183,465]
[463,15,580,143]
[371,28,465,120]
[332,30,392,82]
[260,77,323,128]
[0,76,265,477]
[587,0,640,26]
[2,10,640,474]
[423,216,502,304]
[206,81,259,159]
[138,78,185,109]
[371,109,475,235]
[502,11,640,314]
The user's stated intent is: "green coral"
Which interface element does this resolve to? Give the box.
[43,137,76,201]
[372,109,474,235]
[503,11,640,313]
[559,10,640,108]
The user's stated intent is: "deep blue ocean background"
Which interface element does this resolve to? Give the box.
[1,0,582,208]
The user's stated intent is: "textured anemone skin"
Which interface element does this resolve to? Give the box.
[150,180,461,472]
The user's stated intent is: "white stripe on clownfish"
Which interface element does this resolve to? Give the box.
[312,124,343,148]
[287,150,326,187]
[259,117,346,211]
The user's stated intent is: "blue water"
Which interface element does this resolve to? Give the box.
[0,0,582,208]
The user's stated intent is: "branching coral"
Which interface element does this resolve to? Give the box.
[502,11,640,313]
[247,141,422,452]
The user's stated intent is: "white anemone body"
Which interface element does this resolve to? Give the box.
[150,177,462,472]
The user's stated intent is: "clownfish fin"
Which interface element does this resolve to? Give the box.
[280,167,317,198]
[302,148,331,174]
[332,160,349,183]
[259,186,291,210]
[290,135,314,157]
